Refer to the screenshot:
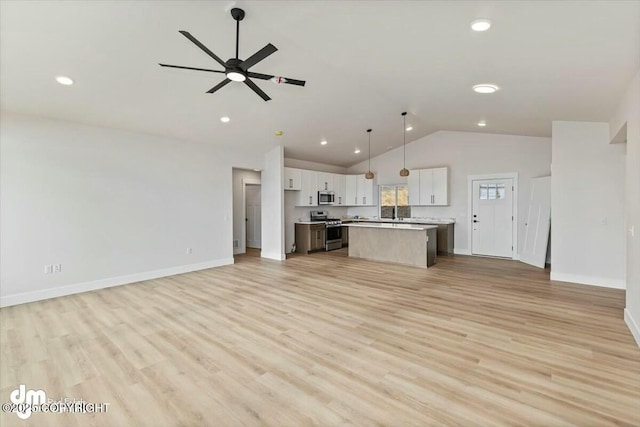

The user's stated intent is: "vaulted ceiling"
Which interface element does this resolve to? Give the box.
[1,1,638,166]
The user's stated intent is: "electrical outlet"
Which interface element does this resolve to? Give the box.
[186,248,192,255]
[44,265,53,274]
[53,264,62,273]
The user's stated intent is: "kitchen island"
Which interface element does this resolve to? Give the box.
[345,223,438,268]
[343,217,454,255]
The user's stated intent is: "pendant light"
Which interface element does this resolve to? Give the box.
[399,112,410,177]
[365,128,374,180]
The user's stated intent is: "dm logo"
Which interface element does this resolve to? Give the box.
[10,384,46,420]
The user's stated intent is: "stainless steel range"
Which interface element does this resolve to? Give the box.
[310,210,343,251]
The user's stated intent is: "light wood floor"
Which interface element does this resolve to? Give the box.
[1,250,639,426]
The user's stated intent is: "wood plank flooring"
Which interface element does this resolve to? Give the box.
[1,250,639,426]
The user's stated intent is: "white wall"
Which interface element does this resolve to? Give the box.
[261,146,285,260]
[347,131,552,255]
[232,168,261,255]
[284,158,349,174]
[0,112,263,307]
[610,71,640,345]
[551,121,626,289]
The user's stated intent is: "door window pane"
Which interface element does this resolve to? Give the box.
[488,184,497,200]
[480,184,488,200]
[497,184,505,199]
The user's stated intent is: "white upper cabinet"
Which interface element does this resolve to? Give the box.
[296,170,318,206]
[431,167,448,205]
[286,168,376,207]
[345,174,374,206]
[333,174,346,206]
[409,167,449,206]
[357,175,374,206]
[345,175,358,206]
[284,167,302,191]
[317,172,334,192]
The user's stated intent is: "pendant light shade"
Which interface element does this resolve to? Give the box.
[365,128,374,180]
[399,112,410,177]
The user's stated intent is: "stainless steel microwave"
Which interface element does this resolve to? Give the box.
[318,191,335,205]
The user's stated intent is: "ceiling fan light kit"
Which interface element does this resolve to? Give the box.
[159,8,305,101]
[399,112,410,177]
[365,128,374,180]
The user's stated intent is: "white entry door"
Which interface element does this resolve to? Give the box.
[521,176,551,268]
[472,178,513,257]
[245,185,261,249]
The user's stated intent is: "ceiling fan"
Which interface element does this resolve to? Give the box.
[159,8,305,101]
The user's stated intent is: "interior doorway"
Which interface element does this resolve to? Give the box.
[245,184,261,249]
[469,173,518,259]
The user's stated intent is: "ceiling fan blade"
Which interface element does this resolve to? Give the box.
[240,43,277,70]
[179,31,227,68]
[159,63,225,74]
[207,78,231,94]
[244,78,271,101]
[247,72,306,87]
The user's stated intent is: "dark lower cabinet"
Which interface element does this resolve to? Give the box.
[295,223,326,253]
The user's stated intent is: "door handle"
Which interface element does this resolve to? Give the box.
[289,179,293,188]
[309,196,312,204]
[363,197,366,204]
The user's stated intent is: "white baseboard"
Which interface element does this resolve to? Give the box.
[0,258,234,308]
[453,248,472,255]
[624,309,640,347]
[260,251,286,261]
[550,272,625,289]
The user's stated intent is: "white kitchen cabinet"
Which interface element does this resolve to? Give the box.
[317,172,334,192]
[296,170,318,206]
[284,167,302,191]
[345,174,374,206]
[345,175,358,206]
[431,167,448,205]
[333,174,346,206]
[409,167,449,206]
[357,175,374,205]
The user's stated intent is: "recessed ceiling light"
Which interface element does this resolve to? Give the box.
[55,76,74,86]
[471,19,492,32]
[473,84,499,94]
[320,140,328,145]
[405,126,413,132]
[253,168,261,172]
[220,116,230,123]
[477,121,487,127]
[275,130,283,136]
[354,149,361,154]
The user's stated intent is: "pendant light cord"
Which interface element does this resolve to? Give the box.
[368,129,371,171]
[402,112,407,169]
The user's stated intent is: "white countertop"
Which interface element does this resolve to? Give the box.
[343,218,455,225]
[344,223,437,231]
[295,221,326,225]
